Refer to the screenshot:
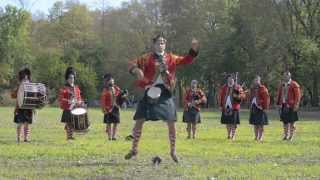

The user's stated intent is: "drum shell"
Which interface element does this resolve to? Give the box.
[71,109,90,133]
[18,83,47,109]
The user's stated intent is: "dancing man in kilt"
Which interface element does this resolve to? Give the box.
[125,34,199,163]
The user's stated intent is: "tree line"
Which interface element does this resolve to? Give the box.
[0,0,319,107]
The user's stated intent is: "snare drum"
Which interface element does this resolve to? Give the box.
[17,82,47,109]
[146,86,162,104]
[71,107,90,133]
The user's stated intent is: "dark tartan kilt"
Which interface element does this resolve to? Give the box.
[104,107,120,124]
[14,109,33,124]
[249,105,268,125]
[221,110,240,125]
[61,110,72,123]
[133,85,176,121]
[183,107,201,124]
[280,107,299,124]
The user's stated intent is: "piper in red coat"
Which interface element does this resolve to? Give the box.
[248,75,270,142]
[182,80,207,139]
[276,71,301,141]
[100,73,122,141]
[58,67,83,140]
[125,34,199,163]
[219,74,246,140]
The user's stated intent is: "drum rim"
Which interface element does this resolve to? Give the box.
[71,107,87,115]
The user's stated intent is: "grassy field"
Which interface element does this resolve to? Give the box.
[0,107,319,179]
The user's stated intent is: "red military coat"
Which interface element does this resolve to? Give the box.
[276,80,301,108]
[249,84,270,110]
[219,84,245,111]
[100,85,121,113]
[129,50,197,89]
[184,88,207,112]
[58,84,82,110]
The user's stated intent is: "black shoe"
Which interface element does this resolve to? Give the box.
[111,137,117,141]
[152,156,162,165]
[170,153,179,163]
[125,150,137,160]
[67,137,75,141]
[125,135,134,141]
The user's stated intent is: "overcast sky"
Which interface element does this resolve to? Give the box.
[0,0,130,14]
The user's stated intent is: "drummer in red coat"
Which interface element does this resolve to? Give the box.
[11,68,34,143]
[248,75,270,142]
[125,34,199,163]
[101,73,122,141]
[276,71,301,141]
[219,74,246,140]
[182,80,207,139]
[58,67,83,140]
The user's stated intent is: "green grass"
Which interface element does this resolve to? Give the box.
[0,107,319,179]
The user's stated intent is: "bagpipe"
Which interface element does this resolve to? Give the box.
[223,72,248,116]
[232,72,244,103]
[116,89,129,107]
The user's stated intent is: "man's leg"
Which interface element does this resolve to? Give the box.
[191,122,197,139]
[112,123,118,140]
[125,119,145,159]
[167,121,178,163]
[186,123,191,139]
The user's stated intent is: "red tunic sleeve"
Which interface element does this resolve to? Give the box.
[101,89,113,112]
[291,81,301,106]
[259,85,270,109]
[58,87,69,110]
[75,86,82,103]
[276,84,283,105]
[219,85,226,108]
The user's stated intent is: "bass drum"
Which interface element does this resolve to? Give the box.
[17,82,47,109]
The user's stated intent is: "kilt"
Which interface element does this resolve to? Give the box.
[183,107,201,123]
[133,85,176,121]
[249,105,268,125]
[280,107,299,124]
[14,109,33,124]
[221,110,240,124]
[104,107,120,124]
[61,110,72,123]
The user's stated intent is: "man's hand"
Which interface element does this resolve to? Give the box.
[293,104,299,112]
[133,68,144,80]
